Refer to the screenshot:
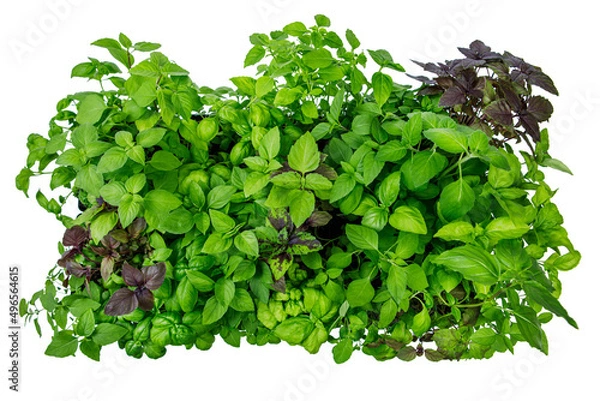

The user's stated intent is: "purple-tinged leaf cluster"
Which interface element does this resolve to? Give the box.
[410,40,558,150]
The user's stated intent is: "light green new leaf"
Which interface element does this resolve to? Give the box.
[434,221,475,242]
[389,206,427,234]
[303,48,334,69]
[97,147,128,173]
[289,190,315,227]
[485,217,530,240]
[438,180,476,221]
[176,277,198,313]
[202,296,228,325]
[136,127,167,148]
[77,94,106,124]
[244,172,270,197]
[346,278,375,307]
[372,72,393,106]
[401,151,447,191]
[345,224,378,251]
[259,127,280,160]
[330,173,356,203]
[288,132,320,173]
[387,265,408,303]
[234,231,260,257]
[118,194,143,228]
[333,338,354,364]
[90,212,118,243]
[423,128,469,154]
[274,317,313,345]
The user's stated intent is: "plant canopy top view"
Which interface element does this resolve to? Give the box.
[16,15,580,363]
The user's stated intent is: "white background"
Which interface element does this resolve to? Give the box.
[1,1,598,400]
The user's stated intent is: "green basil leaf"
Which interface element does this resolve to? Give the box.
[435,245,500,285]
[137,127,167,148]
[513,305,547,354]
[234,231,260,257]
[372,72,393,106]
[523,281,578,328]
[401,151,447,191]
[207,186,237,209]
[45,331,78,357]
[289,190,315,228]
[387,265,408,303]
[92,323,128,346]
[176,277,198,313]
[186,270,215,292]
[346,278,375,307]
[333,338,354,364]
[438,180,476,221]
[274,317,313,345]
[330,173,356,203]
[76,309,96,337]
[76,94,106,124]
[423,128,469,154]
[202,296,228,325]
[149,150,182,171]
[345,224,379,251]
[389,206,427,235]
[303,48,334,69]
[288,132,320,173]
[230,288,255,312]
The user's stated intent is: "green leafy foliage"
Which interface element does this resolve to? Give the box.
[17,16,579,364]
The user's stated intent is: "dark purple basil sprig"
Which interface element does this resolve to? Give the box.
[104,262,166,316]
[410,40,558,151]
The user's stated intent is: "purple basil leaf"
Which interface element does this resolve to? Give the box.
[272,276,287,293]
[65,261,89,278]
[484,100,513,126]
[528,71,559,95]
[406,73,436,85]
[141,262,166,290]
[101,235,120,250]
[418,86,444,96]
[121,262,145,287]
[135,288,155,311]
[411,60,446,76]
[314,164,338,180]
[497,82,523,111]
[503,51,527,69]
[90,245,109,257]
[439,86,466,107]
[519,113,541,141]
[57,248,79,267]
[109,229,130,243]
[62,226,88,247]
[100,256,115,282]
[128,217,147,239]
[288,235,321,250]
[510,70,529,86]
[434,76,455,90]
[526,96,553,122]
[307,211,333,227]
[104,288,138,316]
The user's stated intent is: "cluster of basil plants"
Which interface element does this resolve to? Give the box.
[17,15,580,363]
